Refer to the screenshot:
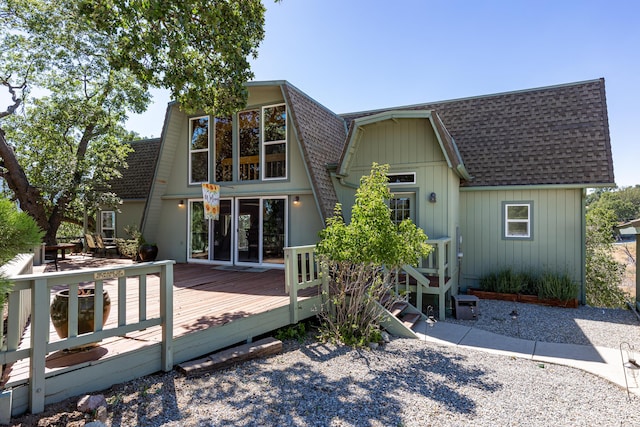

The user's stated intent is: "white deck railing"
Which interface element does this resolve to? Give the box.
[284,245,328,323]
[0,260,174,414]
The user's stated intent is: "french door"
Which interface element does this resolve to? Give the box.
[188,197,286,266]
[236,197,286,266]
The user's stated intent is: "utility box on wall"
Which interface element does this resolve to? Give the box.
[452,295,479,320]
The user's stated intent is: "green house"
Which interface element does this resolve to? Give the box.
[118,78,614,305]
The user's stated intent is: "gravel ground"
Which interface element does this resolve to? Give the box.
[8,301,640,427]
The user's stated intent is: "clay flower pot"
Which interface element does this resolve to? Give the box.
[50,288,111,339]
[138,243,158,262]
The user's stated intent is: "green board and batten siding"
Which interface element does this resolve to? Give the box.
[336,117,459,241]
[459,188,583,291]
[142,85,323,262]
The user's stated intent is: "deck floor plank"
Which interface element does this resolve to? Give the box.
[6,260,321,387]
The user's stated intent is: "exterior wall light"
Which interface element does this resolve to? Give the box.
[293,196,300,205]
[178,199,185,207]
[429,192,437,203]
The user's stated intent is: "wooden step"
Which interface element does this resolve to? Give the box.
[177,337,282,376]
[400,312,421,328]
[390,301,408,317]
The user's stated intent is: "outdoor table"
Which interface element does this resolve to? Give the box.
[44,243,77,259]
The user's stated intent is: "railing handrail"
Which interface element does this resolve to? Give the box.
[284,245,327,323]
[1,260,175,414]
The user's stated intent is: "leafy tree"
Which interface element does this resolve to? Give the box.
[586,186,640,224]
[585,204,627,308]
[0,197,44,307]
[0,0,268,244]
[316,163,432,346]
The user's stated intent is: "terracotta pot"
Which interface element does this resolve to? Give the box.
[50,288,111,339]
[138,243,158,262]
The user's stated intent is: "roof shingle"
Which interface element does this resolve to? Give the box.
[340,79,614,187]
[109,138,161,200]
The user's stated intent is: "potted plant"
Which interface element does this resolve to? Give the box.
[138,235,158,262]
[116,225,144,261]
[50,287,111,339]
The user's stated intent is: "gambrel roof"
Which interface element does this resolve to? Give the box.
[281,82,347,220]
[340,79,615,188]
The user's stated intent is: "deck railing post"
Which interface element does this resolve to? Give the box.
[29,278,49,414]
[160,262,174,372]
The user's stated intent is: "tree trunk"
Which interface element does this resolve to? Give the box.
[0,127,53,242]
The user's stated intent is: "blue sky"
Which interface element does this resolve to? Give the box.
[131,0,638,187]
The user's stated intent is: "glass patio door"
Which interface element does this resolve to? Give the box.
[236,199,260,263]
[235,197,286,266]
[188,199,233,263]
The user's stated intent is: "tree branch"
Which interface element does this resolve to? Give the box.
[0,77,26,119]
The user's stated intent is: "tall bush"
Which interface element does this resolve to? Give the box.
[0,198,44,307]
[585,205,627,308]
[316,163,432,346]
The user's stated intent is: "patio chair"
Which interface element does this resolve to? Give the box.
[43,247,59,271]
[96,234,119,257]
[84,234,99,257]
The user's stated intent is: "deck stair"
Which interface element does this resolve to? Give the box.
[177,337,283,376]
[376,293,424,339]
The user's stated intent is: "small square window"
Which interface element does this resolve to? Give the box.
[503,202,533,240]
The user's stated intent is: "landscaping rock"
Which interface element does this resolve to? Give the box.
[77,394,107,413]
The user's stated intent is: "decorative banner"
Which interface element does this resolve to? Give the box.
[201,183,220,220]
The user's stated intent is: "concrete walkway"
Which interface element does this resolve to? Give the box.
[413,320,640,397]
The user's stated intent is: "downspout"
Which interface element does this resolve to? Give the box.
[580,188,587,305]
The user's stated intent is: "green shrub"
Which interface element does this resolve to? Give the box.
[538,272,578,301]
[275,322,307,343]
[479,272,498,292]
[479,269,576,301]
[316,163,432,347]
[480,269,534,294]
[0,198,44,307]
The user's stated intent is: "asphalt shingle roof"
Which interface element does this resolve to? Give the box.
[109,138,161,200]
[282,82,347,220]
[340,78,615,187]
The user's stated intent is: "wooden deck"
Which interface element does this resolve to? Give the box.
[5,256,322,415]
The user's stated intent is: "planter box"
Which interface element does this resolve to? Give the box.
[467,289,578,308]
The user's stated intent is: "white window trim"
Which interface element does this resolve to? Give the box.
[100,211,116,241]
[261,103,288,181]
[503,201,533,240]
[189,116,210,185]
[387,172,416,185]
[235,196,288,267]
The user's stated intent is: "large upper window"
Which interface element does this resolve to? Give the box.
[238,104,287,181]
[503,202,533,239]
[214,116,233,182]
[238,109,261,181]
[189,116,209,184]
[262,104,287,180]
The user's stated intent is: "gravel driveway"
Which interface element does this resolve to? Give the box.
[9,300,640,427]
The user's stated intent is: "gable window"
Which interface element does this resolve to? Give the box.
[189,116,209,184]
[387,173,416,185]
[262,104,287,179]
[503,202,533,239]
